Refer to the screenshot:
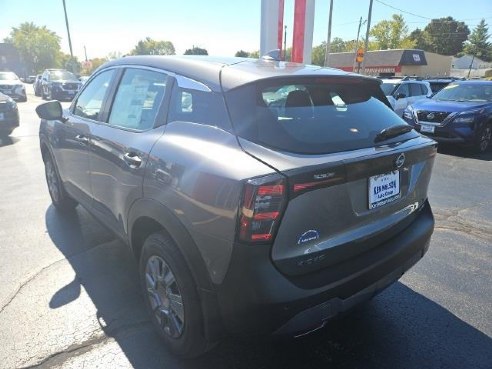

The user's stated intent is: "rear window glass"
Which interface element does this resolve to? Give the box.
[225,78,415,154]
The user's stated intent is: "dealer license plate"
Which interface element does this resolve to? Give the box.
[420,124,435,133]
[369,171,400,209]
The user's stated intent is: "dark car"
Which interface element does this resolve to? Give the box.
[0,71,27,102]
[36,56,436,357]
[403,80,492,153]
[424,77,463,95]
[0,92,19,136]
[41,69,82,101]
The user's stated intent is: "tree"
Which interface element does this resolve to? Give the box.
[184,46,208,55]
[463,19,491,62]
[106,51,123,60]
[249,50,260,58]
[331,37,347,53]
[57,53,81,73]
[131,37,175,55]
[311,43,326,66]
[422,17,470,55]
[409,28,430,50]
[4,22,61,74]
[235,50,249,57]
[81,57,108,75]
[370,14,415,50]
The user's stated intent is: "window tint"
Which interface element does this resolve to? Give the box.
[420,84,429,95]
[396,83,409,97]
[168,84,230,129]
[410,83,423,96]
[381,83,398,96]
[108,68,167,130]
[226,78,416,155]
[73,69,114,121]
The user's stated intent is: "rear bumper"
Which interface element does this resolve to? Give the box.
[215,201,434,337]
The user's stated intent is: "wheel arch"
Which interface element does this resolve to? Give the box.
[128,198,224,341]
[127,198,214,293]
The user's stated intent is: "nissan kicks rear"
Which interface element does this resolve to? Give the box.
[36,56,436,357]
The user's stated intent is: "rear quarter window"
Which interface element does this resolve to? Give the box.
[225,78,416,154]
[168,84,231,130]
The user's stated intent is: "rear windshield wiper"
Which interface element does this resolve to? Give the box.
[374,124,413,143]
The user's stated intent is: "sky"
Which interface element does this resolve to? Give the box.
[0,0,491,61]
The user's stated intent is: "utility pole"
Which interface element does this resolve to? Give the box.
[352,17,366,73]
[324,0,334,67]
[62,0,74,71]
[84,45,88,62]
[361,0,373,75]
[467,54,475,78]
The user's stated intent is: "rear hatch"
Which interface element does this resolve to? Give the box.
[225,75,436,279]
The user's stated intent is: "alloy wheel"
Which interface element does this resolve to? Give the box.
[480,125,491,152]
[45,159,60,203]
[145,255,185,338]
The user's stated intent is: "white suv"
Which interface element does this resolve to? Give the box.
[381,78,432,116]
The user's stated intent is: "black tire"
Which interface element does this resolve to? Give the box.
[44,154,77,211]
[139,231,212,358]
[476,123,492,153]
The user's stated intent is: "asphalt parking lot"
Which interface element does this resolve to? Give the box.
[0,86,491,369]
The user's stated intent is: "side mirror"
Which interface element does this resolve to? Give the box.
[395,92,406,100]
[36,101,64,121]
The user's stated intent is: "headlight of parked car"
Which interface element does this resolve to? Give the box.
[452,109,483,124]
[403,105,414,120]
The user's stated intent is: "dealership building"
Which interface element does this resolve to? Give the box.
[326,49,452,78]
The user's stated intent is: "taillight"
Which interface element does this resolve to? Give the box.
[238,174,287,243]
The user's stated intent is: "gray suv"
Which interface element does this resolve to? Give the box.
[36,56,436,357]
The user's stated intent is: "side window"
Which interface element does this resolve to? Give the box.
[396,83,410,97]
[410,83,422,97]
[73,69,114,121]
[168,84,230,129]
[108,68,167,130]
[420,84,429,95]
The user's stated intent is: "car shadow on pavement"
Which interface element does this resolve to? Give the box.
[437,143,492,161]
[0,135,18,148]
[46,205,492,369]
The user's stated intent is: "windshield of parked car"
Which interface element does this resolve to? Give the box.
[432,83,492,102]
[49,71,78,81]
[226,78,416,154]
[0,72,20,81]
[381,82,399,96]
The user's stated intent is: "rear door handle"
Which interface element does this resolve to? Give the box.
[74,134,89,144]
[123,152,142,168]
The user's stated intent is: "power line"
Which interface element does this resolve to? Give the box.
[374,0,430,20]
[375,0,492,25]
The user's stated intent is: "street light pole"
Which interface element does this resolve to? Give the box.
[62,0,74,70]
[324,0,334,67]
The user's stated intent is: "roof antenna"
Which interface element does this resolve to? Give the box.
[261,49,282,61]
